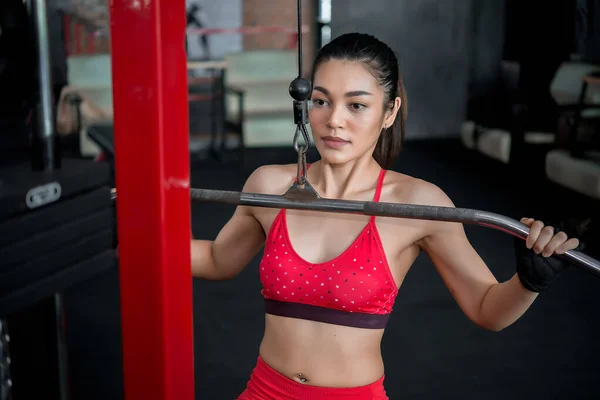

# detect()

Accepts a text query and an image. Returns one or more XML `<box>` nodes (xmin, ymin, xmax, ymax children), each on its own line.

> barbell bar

<box><xmin>109</xmin><ymin>187</ymin><xmax>600</xmax><ymax>277</ymax></box>
<box><xmin>189</xmin><ymin>188</ymin><xmax>600</xmax><ymax>278</ymax></box>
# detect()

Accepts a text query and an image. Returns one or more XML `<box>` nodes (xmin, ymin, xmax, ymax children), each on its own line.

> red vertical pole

<box><xmin>74</xmin><ymin>23</ymin><xmax>82</xmax><ymax>55</ymax></box>
<box><xmin>63</xmin><ymin>15</ymin><xmax>70</xmax><ymax>56</ymax></box>
<box><xmin>108</xmin><ymin>0</ymin><xmax>194</xmax><ymax>399</ymax></box>
<box><xmin>87</xmin><ymin>33</ymin><xmax>95</xmax><ymax>54</ymax></box>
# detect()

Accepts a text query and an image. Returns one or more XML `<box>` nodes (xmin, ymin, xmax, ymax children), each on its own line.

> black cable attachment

<box><xmin>289</xmin><ymin>0</ymin><xmax>312</xmax><ymax>145</ymax></box>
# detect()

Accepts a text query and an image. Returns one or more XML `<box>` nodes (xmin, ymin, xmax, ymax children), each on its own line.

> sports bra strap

<box><xmin>373</xmin><ymin>169</ymin><xmax>386</xmax><ymax>202</ymax></box>
<box><xmin>370</xmin><ymin>169</ymin><xmax>386</xmax><ymax>223</ymax></box>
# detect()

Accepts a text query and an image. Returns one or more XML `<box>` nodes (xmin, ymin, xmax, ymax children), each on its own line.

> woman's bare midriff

<box><xmin>258</xmin><ymin>313</ymin><xmax>386</xmax><ymax>388</ymax></box>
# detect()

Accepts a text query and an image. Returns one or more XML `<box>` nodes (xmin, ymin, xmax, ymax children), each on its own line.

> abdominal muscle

<box><xmin>258</xmin><ymin>313</ymin><xmax>386</xmax><ymax>388</ymax></box>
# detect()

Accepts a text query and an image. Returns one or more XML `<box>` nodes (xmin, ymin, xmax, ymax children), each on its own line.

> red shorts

<box><xmin>237</xmin><ymin>356</ymin><xmax>388</xmax><ymax>400</ymax></box>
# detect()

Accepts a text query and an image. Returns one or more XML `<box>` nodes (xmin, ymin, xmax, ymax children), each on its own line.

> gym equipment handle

<box><xmin>190</xmin><ymin>188</ymin><xmax>600</xmax><ymax>278</ymax></box>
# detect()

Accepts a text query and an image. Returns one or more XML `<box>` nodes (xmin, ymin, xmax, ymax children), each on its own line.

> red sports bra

<box><xmin>259</xmin><ymin>168</ymin><xmax>399</xmax><ymax>329</ymax></box>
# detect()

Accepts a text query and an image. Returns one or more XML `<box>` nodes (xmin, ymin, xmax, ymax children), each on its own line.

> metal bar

<box><xmin>33</xmin><ymin>0</ymin><xmax>55</xmax><ymax>170</ymax></box>
<box><xmin>190</xmin><ymin>188</ymin><xmax>600</xmax><ymax>278</ymax></box>
<box><xmin>109</xmin><ymin>0</ymin><xmax>195</xmax><ymax>399</ymax></box>
<box><xmin>54</xmin><ymin>293</ymin><xmax>69</xmax><ymax>400</ymax></box>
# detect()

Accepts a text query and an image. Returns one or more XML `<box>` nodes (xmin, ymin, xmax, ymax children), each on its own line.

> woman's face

<box><xmin>309</xmin><ymin>59</ymin><xmax>398</xmax><ymax>166</ymax></box>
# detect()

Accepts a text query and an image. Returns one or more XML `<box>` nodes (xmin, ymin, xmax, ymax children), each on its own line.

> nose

<box><xmin>327</xmin><ymin>105</ymin><xmax>344</xmax><ymax>129</ymax></box>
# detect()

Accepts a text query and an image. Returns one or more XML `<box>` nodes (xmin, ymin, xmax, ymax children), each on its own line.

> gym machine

<box><xmin>0</xmin><ymin>0</ymin><xmax>117</xmax><ymax>399</ymax></box>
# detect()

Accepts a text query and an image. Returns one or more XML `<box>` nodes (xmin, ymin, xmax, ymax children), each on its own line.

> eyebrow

<box><xmin>313</xmin><ymin>86</ymin><xmax>372</xmax><ymax>97</ymax></box>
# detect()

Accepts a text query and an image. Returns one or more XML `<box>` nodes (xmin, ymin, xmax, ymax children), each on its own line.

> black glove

<box><xmin>514</xmin><ymin>224</ymin><xmax>580</xmax><ymax>293</ymax></box>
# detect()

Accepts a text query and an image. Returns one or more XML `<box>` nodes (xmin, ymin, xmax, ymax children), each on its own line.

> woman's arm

<box><xmin>414</xmin><ymin>184</ymin><xmax>578</xmax><ymax>332</ymax></box>
<box><xmin>191</xmin><ymin>166</ymin><xmax>270</xmax><ymax>280</ymax></box>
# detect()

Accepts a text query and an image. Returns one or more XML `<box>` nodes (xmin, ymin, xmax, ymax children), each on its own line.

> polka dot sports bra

<box><xmin>259</xmin><ymin>168</ymin><xmax>399</xmax><ymax>329</ymax></box>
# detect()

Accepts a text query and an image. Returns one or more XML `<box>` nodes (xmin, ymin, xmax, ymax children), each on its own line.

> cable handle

<box><xmin>289</xmin><ymin>0</ymin><xmax>313</xmax><ymax>186</ymax></box>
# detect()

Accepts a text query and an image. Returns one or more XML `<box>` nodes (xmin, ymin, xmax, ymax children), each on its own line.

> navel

<box><xmin>295</xmin><ymin>373</ymin><xmax>309</xmax><ymax>384</ymax></box>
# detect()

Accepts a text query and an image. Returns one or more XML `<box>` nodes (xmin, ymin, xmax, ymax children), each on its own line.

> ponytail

<box><xmin>373</xmin><ymin>73</ymin><xmax>407</xmax><ymax>169</ymax></box>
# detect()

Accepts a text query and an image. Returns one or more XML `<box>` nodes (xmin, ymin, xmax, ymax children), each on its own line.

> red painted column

<box><xmin>74</xmin><ymin>23</ymin><xmax>82</xmax><ymax>55</ymax></box>
<box><xmin>108</xmin><ymin>1</ymin><xmax>195</xmax><ymax>399</ymax></box>
<box><xmin>63</xmin><ymin>15</ymin><xmax>70</xmax><ymax>56</ymax></box>
<box><xmin>86</xmin><ymin>32</ymin><xmax>95</xmax><ymax>54</ymax></box>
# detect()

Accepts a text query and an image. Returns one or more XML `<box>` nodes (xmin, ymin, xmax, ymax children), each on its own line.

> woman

<box><xmin>191</xmin><ymin>33</ymin><xmax>579</xmax><ymax>399</ymax></box>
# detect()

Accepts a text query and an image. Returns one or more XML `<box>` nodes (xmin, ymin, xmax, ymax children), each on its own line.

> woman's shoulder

<box><xmin>243</xmin><ymin>163</ymin><xmax>298</xmax><ymax>195</ymax></box>
<box><xmin>242</xmin><ymin>164</ymin><xmax>456</xmax><ymax>208</ymax></box>
<box><xmin>381</xmin><ymin>170</ymin><xmax>456</xmax><ymax>208</ymax></box>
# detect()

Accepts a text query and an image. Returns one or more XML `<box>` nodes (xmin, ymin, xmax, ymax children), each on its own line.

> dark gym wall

<box><xmin>330</xmin><ymin>0</ymin><xmax>505</xmax><ymax>139</ymax></box>
<box><xmin>468</xmin><ymin>0</ymin><xmax>506</xmax><ymax>99</ymax></box>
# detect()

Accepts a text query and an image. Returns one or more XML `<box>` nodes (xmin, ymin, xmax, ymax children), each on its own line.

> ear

<box><xmin>383</xmin><ymin>96</ymin><xmax>401</xmax><ymax>129</ymax></box>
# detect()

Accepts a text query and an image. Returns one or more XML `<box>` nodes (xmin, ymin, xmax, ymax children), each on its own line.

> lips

<box><xmin>321</xmin><ymin>136</ymin><xmax>350</xmax><ymax>149</ymax></box>
<box><xmin>322</xmin><ymin>136</ymin><xmax>349</xmax><ymax>143</ymax></box>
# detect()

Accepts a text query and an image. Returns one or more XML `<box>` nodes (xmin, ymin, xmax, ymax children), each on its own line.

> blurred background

<box><xmin>1</xmin><ymin>0</ymin><xmax>599</xmax><ymax>399</ymax></box>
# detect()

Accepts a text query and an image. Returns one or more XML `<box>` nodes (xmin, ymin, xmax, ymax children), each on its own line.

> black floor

<box><xmin>62</xmin><ymin>138</ymin><xmax>600</xmax><ymax>399</ymax></box>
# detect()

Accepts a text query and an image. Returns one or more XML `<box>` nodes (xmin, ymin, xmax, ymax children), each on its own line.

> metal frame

<box><xmin>109</xmin><ymin>1</ymin><xmax>195</xmax><ymax>399</ymax></box>
<box><xmin>33</xmin><ymin>0</ymin><xmax>56</xmax><ymax>170</ymax></box>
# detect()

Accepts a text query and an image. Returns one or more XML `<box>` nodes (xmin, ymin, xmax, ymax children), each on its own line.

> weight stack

<box><xmin>0</xmin><ymin>158</ymin><xmax>117</xmax><ymax>400</ymax></box>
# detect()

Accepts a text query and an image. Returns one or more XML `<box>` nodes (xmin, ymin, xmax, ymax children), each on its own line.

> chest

<box><xmin>286</xmin><ymin>210</ymin><xmax>378</xmax><ymax>264</ymax></box>
<box><xmin>257</xmin><ymin>208</ymin><xmax>419</xmax><ymax>264</ymax></box>
<box><xmin>259</xmin><ymin>209</ymin><xmax>405</xmax><ymax>308</ymax></box>
<box><xmin>256</xmin><ymin>206</ymin><xmax>422</xmax><ymax>282</ymax></box>
<box><xmin>260</xmin><ymin>235</ymin><xmax>396</xmax><ymax>314</ymax></box>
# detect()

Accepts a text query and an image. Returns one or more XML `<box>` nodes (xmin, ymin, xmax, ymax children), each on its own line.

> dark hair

<box><xmin>311</xmin><ymin>33</ymin><xmax>407</xmax><ymax>169</ymax></box>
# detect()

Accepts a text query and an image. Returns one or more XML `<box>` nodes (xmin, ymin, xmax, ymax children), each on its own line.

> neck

<box><xmin>309</xmin><ymin>156</ymin><xmax>382</xmax><ymax>199</ymax></box>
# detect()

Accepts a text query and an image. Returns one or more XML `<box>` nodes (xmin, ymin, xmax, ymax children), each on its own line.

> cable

<box><xmin>297</xmin><ymin>0</ymin><xmax>303</xmax><ymax>78</ymax></box>
<box><xmin>289</xmin><ymin>0</ymin><xmax>311</xmax><ymax>154</ymax></box>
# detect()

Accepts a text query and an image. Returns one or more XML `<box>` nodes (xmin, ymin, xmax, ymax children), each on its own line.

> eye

<box><xmin>349</xmin><ymin>103</ymin><xmax>366</xmax><ymax>111</ymax></box>
<box><xmin>313</xmin><ymin>99</ymin><xmax>329</xmax><ymax>107</ymax></box>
